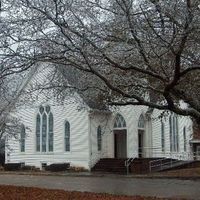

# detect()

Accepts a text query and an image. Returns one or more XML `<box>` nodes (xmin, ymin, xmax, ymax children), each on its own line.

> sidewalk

<box><xmin>0</xmin><ymin>169</ymin><xmax>200</xmax><ymax>180</ymax></box>
<box><xmin>0</xmin><ymin>173</ymin><xmax>199</xmax><ymax>199</ymax></box>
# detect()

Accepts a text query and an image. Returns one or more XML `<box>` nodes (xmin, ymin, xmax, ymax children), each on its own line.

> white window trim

<box><xmin>35</xmin><ymin>105</ymin><xmax>54</xmax><ymax>153</ymax></box>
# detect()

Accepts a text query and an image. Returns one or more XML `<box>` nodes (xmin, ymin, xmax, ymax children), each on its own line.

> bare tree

<box><xmin>1</xmin><ymin>0</ymin><xmax>200</xmax><ymax>122</ymax></box>
<box><xmin>0</xmin><ymin>61</ymin><xmax>37</xmax><ymax>148</ymax></box>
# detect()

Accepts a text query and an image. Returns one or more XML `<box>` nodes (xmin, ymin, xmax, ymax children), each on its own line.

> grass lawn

<box><xmin>0</xmin><ymin>185</ymin><xmax>186</xmax><ymax>200</ymax></box>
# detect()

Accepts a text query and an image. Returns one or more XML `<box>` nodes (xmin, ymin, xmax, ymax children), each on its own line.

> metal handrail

<box><xmin>149</xmin><ymin>151</ymin><xmax>199</xmax><ymax>172</ymax></box>
<box><xmin>125</xmin><ymin>155</ymin><xmax>137</xmax><ymax>175</ymax></box>
<box><xmin>149</xmin><ymin>158</ymin><xmax>178</xmax><ymax>172</ymax></box>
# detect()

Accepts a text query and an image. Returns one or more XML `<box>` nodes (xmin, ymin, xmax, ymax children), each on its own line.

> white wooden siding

<box><xmin>89</xmin><ymin>112</ymin><xmax>111</xmax><ymax>167</ymax></box>
<box><xmin>6</xmin><ymin>103</ymin><xmax>90</xmax><ymax>169</ymax></box>
<box><xmin>6</xmin><ymin>65</ymin><xmax>91</xmax><ymax>169</ymax></box>
<box><xmin>6</xmin><ymin>64</ymin><xmax>195</xmax><ymax>169</ymax></box>
<box><xmin>151</xmin><ymin>109</ymin><xmax>193</xmax><ymax>159</ymax></box>
<box><xmin>90</xmin><ymin>106</ymin><xmax>149</xmax><ymax>161</ymax></box>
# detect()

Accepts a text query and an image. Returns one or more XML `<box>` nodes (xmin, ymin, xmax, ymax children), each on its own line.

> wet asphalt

<box><xmin>0</xmin><ymin>174</ymin><xmax>199</xmax><ymax>199</ymax></box>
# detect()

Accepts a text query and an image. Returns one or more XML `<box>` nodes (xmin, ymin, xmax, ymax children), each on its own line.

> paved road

<box><xmin>0</xmin><ymin>174</ymin><xmax>199</xmax><ymax>199</ymax></box>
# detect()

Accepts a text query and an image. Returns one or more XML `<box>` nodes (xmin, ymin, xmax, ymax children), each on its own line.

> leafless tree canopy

<box><xmin>0</xmin><ymin>73</ymin><xmax>25</xmax><ymax>143</ymax></box>
<box><xmin>1</xmin><ymin>0</ymin><xmax>200</xmax><ymax>121</ymax></box>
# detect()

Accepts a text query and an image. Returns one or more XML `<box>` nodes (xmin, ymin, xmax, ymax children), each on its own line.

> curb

<box><xmin>0</xmin><ymin>171</ymin><xmax>200</xmax><ymax>180</ymax></box>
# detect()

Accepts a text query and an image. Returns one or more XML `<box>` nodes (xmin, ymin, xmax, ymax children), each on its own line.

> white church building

<box><xmin>5</xmin><ymin>66</ymin><xmax>199</xmax><ymax>170</ymax></box>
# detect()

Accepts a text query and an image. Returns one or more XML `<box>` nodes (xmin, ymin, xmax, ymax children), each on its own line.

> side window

<box><xmin>161</xmin><ymin>121</ymin><xmax>165</xmax><ymax>152</ymax></box>
<box><xmin>48</xmin><ymin>112</ymin><xmax>54</xmax><ymax>152</ymax></box>
<box><xmin>169</xmin><ymin>114</ymin><xmax>179</xmax><ymax>152</ymax></box>
<box><xmin>183</xmin><ymin>127</ymin><xmax>187</xmax><ymax>152</ymax></box>
<box><xmin>97</xmin><ymin>126</ymin><xmax>102</xmax><ymax>151</ymax></box>
<box><xmin>20</xmin><ymin>124</ymin><xmax>26</xmax><ymax>152</ymax></box>
<box><xmin>65</xmin><ymin>121</ymin><xmax>70</xmax><ymax>152</ymax></box>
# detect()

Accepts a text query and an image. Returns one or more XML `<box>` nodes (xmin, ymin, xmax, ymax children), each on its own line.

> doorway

<box><xmin>138</xmin><ymin>130</ymin><xmax>144</xmax><ymax>158</ymax></box>
<box><xmin>114</xmin><ymin>130</ymin><xmax>127</xmax><ymax>158</ymax></box>
<box><xmin>196</xmin><ymin>145</ymin><xmax>200</xmax><ymax>160</ymax></box>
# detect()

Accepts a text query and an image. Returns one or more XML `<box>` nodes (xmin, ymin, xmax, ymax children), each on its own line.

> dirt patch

<box><xmin>0</xmin><ymin>185</ymin><xmax>185</xmax><ymax>200</ymax></box>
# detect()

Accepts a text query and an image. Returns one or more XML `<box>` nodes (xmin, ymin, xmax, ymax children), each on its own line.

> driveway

<box><xmin>0</xmin><ymin>174</ymin><xmax>199</xmax><ymax>199</ymax></box>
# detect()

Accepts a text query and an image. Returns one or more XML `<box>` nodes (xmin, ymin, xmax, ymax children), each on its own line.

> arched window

<box><xmin>20</xmin><ymin>124</ymin><xmax>26</xmax><ymax>152</ymax></box>
<box><xmin>65</xmin><ymin>121</ymin><xmax>70</xmax><ymax>152</ymax></box>
<box><xmin>97</xmin><ymin>126</ymin><xmax>102</xmax><ymax>151</ymax></box>
<box><xmin>114</xmin><ymin>114</ymin><xmax>126</xmax><ymax>128</ymax></box>
<box><xmin>36</xmin><ymin>105</ymin><xmax>54</xmax><ymax>152</ymax></box>
<box><xmin>138</xmin><ymin>114</ymin><xmax>145</xmax><ymax>129</ymax></box>
<box><xmin>138</xmin><ymin>114</ymin><xmax>145</xmax><ymax>158</ymax></box>
<box><xmin>169</xmin><ymin>114</ymin><xmax>179</xmax><ymax>152</ymax></box>
<box><xmin>161</xmin><ymin>121</ymin><xmax>165</xmax><ymax>152</ymax></box>
<box><xmin>49</xmin><ymin>113</ymin><xmax>54</xmax><ymax>152</ymax></box>
<box><xmin>42</xmin><ymin>113</ymin><xmax>47</xmax><ymax>152</ymax></box>
<box><xmin>36</xmin><ymin>114</ymin><xmax>40</xmax><ymax>152</ymax></box>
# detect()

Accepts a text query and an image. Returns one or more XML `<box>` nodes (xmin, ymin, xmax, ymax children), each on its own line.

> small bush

<box><xmin>4</xmin><ymin>163</ymin><xmax>22</xmax><ymax>171</ymax></box>
<box><xmin>0</xmin><ymin>165</ymin><xmax>4</xmax><ymax>171</ymax></box>
<box><xmin>69</xmin><ymin>166</ymin><xmax>88</xmax><ymax>172</ymax></box>
<box><xmin>0</xmin><ymin>153</ymin><xmax>5</xmax><ymax>166</ymax></box>
<box><xmin>45</xmin><ymin>163</ymin><xmax>70</xmax><ymax>172</ymax></box>
<box><xmin>21</xmin><ymin>165</ymin><xmax>36</xmax><ymax>171</ymax></box>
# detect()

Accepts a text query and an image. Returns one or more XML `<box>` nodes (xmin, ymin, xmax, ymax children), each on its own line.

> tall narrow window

<box><xmin>48</xmin><ymin>113</ymin><xmax>54</xmax><ymax>152</ymax></box>
<box><xmin>42</xmin><ymin>113</ymin><xmax>47</xmax><ymax>152</ymax></box>
<box><xmin>36</xmin><ymin>114</ymin><xmax>40</xmax><ymax>152</ymax></box>
<box><xmin>97</xmin><ymin>126</ymin><xmax>102</xmax><ymax>151</ymax></box>
<box><xmin>169</xmin><ymin>114</ymin><xmax>179</xmax><ymax>152</ymax></box>
<box><xmin>36</xmin><ymin>105</ymin><xmax>54</xmax><ymax>152</ymax></box>
<box><xmin>138</xmin><ymin>114</ymin><xmax>145</xmax><ymax>129</ymax></box>
<box><xmin>20</xmin><ymin>124</ymin><xmax>25</xmax><ymax>152</ymax></box>
<box><xmin>161</xmin><ymin>121</ymin><xmax>165</xmax><ymax>152</ymax></box>
<box><xmin>169</xmin><ymin>115</ymin><xmax>172</xmax><ymax>152</ymax></box>
<box><xmin>65</xmin><ymin>121</ymin><xmax>70</xmax><ymax>152</ymax></box>
<box><xmin>183</xmin><ymin>127</ymin><xmax>187</xmax><ymax>152</ymax></box>
<box><xmin>175</xmin><ymin>116</ymin><xmax>179</xmax><ymax>151</ymax></box>
<box><xmin>138</xmin><ymin>114</ymin><xmax>145</xmax><ymax>158</ymax></box>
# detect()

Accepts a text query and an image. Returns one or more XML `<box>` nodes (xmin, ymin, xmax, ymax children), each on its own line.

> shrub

<box><xmin>0</xmin><ymin>153</ymin><xmax>5</xmax><ymax>166</ymax></box>
<box><xmin>21</xmin><ymin>165</ymin><xmax>36</xmax><ymax>171</ymax></box>
<box><xmin>4</xmin><ymin>163</ymin><xmax>22</xmax><ymax>171</ymax></box>
<box><xmin>0</xmin><ymin>165</ymin><xmax>4</xmax><ymax>171</ymax></box>
<box><xmin>45</xmin><ymin>163</ymin><xmax>70</xmax><ymax>172</ymax></box>
<box><xmin>69</xmin><ymin>166</ymin><xmax>88</xmax><ymax>172</ymax></box>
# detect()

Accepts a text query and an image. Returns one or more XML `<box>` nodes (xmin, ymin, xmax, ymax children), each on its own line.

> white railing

<box><xmin>125</xmin><ymin>154</ymin><xmax>137</xmax><ymax>175</ymax></box>
<box><xmin>149</xmin><ymin>151</ymin><xmax>199</xmax><ymax>172</ymax></box>
<box><xmin>149</xmin><ymin>158</ymin><xmax>177</xmax><ymax>172</ymax></box>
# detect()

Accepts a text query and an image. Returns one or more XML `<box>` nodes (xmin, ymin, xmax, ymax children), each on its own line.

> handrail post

<box><xmin>125</xmin><ymin>156</ymin><xmax>136</xmax><ymax>175</ymax></box>
<box><xmin>126</xmin><ymin>164</ymin><xmax>129</xmax><ymax>175</ymax></box>
<box><xmin>149</xmin><ymin>161</ymin><xmax>152</xmax><ymax>172</ymax></box>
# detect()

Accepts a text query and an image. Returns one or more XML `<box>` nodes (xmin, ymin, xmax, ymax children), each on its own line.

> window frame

<box><xmin>97</xmin><ymin>126</ymin><xmax>102</xmax><ymax>151</ymax></box>
<box><xmin>35</xmin><ymin>105</ymin><xmax>54</xmax><ymax>153</ymax></box>
<box><xmin>183</xmin><ymin>127</ymin><xmax>187</xmax><ymax>152</ymax></box>
<box><xmin>138</xmin><ymin>114</ymin><xmax>145</xmax><ymax>130</ymax></box>
<box><xmin>169</xmin><ymin>114</ymin><xmax>179</xmax><ymax>152</ymax></box>
<box><xmin>64</xmin><ymin>120</ymin><xmax>70</xmax><ymax>152</ymax></box>
<box><xmin>20</xmin><ymin>124</ymin><xmax>26</xmax><ymax>153</ymax></box>
<box><xmin>113</xmin><ymin>113</ymin><xmax>126</xmax><ymax>129</ymax></box>
<box><xmin>161</xmin><ymin>121</ymin><xmax>165</xmax><ymax>152</ymax></box>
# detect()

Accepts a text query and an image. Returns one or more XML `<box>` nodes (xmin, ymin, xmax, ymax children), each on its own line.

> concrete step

<box><xmin>92</xmin><ymin>158</ymin><xmax>127</xmax><ymax>174</ymax></box>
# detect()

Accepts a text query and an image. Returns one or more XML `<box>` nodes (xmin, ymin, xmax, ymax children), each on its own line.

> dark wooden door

<box><xmin>114</xmin><ymin>130</ymin><xmax>127</xmax><ymax>158</ymax></box>
<box><xmin>138</xmin><ymin>130</ymin><xmax>144</xmax><ymax>158</ymax></box>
